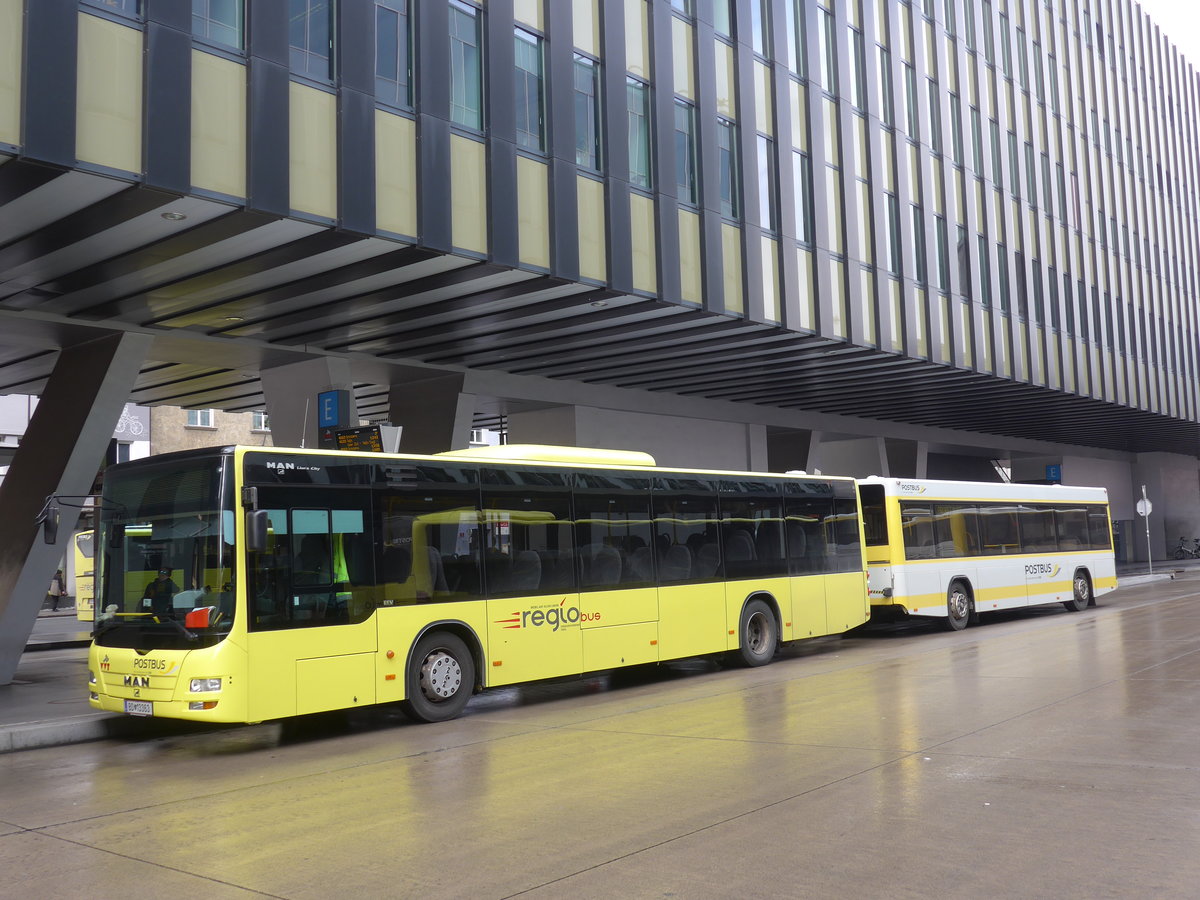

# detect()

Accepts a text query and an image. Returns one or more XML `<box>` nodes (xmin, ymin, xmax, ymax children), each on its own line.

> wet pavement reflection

<box><xmin>2</xmin><ymin>575</ymin><xmax>1200</xmax><ymax>898</ymax></box>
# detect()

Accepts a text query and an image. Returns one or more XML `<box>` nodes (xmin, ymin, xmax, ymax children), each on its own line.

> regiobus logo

<box><xmin>495</xmin><ymin>597</ymin><xmax>597</xmax><ymax>631</ymax></box>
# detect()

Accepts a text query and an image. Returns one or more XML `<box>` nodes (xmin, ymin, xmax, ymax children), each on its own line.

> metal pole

<box><xmin>1143</xmin><ymin>485</ymin><xmax>1152</xmax><ymax>576</ymax></box>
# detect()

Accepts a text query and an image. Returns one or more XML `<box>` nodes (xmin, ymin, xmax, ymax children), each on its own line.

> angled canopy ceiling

<box><xmin>0</xmin><ymin>157</ymin><xmax>1195</xmax><ymax>455</ymax></box>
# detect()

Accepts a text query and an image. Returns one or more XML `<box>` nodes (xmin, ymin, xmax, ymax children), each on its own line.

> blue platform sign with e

<box><xmin>1045</xmin><ymin>464</ymin><xmax>1062</xmax><ymax>482</ymax></box>
<box><xmin>318</xmin><ymin>390</ymin><xmax>344</xmax><ymax>428</ymax></box>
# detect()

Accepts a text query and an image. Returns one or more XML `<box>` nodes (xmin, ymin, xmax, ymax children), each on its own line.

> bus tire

<box><xmin>1063</xmin><ymin>570</ymin><xmax>1091</xmax><ymax>612</ymax></box>
<box><xmin>734</xmin><ymin>599</ymin><xmax>778</xmax><ymax>667</ymax></box>
<box><xmin>945</xmin><ymin>581</ymin><xmax>972</xmax><ymax>631</ymax></box>
<box><xmin>399</xmin><ymin>631</ymin><xmax>475</xmax><ymax>724</ymax></box>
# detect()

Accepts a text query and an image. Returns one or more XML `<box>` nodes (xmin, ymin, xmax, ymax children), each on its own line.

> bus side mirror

<box><xmin>42</xmin><ymin>507</ymin><xmax>60</xmax><ymax>545</ymax></box>
<box><xmin>246</xmin><ymin>510</ymin><xmax>269</xmax><ymax>552</ymax></box>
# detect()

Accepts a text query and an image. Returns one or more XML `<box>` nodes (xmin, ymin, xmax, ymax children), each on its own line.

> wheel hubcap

<box><xmin>419</xmin><ymin>650</ymin><xmax>462</xmax><ymax>702</ymax></box>
<box><xmin>949</xmin><ymin>590</ymin><xmax>969</xmax><ymax>620</ymax></box>
<box><xmin>1075</xmin><ymin>577</ymin><xmax>1090</xmax><ymax>602</ymax></box>
<box><xmin>747</xmin><ymin>612</ymin><xmax>769</xmax><ymax>654</ymax></box>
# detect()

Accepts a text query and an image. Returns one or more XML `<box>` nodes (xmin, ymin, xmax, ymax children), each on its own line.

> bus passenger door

<box><xmin>245</xmin><ymin>493</ymin><xmax>378</xmax><ymax>721</ymax></box>
<box><xmin>578</xmin><ymin>547</ymin><xmax>659</xmax><ymax>671</ymax></box>
<box><xmin>481</xmin><ymin>475</ymin><xmax>582</xmax><ymax>686</ymax></box>
<box><xmin>653</xmin><ymin>489</ymin><xmax>725</xmax><ymax>660</ymax></box>
<box><xmin>572</xmin><ymin>482</ymin><xmax>660</xmax><ymax>671</ymax></box>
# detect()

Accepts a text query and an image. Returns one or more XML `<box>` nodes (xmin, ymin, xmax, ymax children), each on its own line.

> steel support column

<box><xmin>0</xmin><ymin>331</ymin><xmax>150</xmax><ymax>685</ymax></box>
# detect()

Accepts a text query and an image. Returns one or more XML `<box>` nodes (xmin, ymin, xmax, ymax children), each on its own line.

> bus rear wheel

<box><xmin>1063</xmin><ymin>571</ymin><xmax>1091</xmax><ymax>612</ymax></box>
<box><xmin>399</xmin><ymin>631</ymin><xmax>475</xmax><ymax>724</ymax></box>
<box><xmin>734</xmin><ymin>599</ymin><xmax>778</xmax><ymax>667</ymax></box>
<box><xmin>945</xmin><ymin>581</ymin><xmax>972</xmax><ymax>631</ymax></box>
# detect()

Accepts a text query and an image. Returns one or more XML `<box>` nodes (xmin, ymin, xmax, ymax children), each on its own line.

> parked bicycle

<box><xmin>1172</xmin><ymin>536</ymin><xmax>1200</xmax><ymax>559</ymax></box>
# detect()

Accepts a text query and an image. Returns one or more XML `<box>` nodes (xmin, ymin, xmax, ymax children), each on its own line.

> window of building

<box><xmin>911</xmin><ymin>205</ymin><xmax>927</xmax><ymax>284</ymax></box>
<box><xmin>84</xmin><ymin>0</ymin><xmax>140</xmax><ymax>17</ymax></box>
<box><xmin>574</xmin><ymin>56</ymin><xmax>601</xmax><ymax>170</ymax></box>
<box><xmin>289</xmin><ymin>0</ymin><xmax>335</xmax><ymax>81</ymax></box>
<box><xmin>885</xmin><ymin>192</ymin><xmax>900</xmax><ymax>274</ymax></box>
<box><xmin>927</xmin><ymin>79</ymin><xmax>941</xmax><ymax>153</ymax></box>
<box><xmin>187</xmin><ymin>409</ymin><xmax>215</xmax><ymax>428</ymax></box>
<box><xmin>751</xmin><ymin>0</ymin><xmax>770</xmax><ymax>58</ymax></box>
<box><xmin>935</xmin><ymin>215</ymin><xmax>949</xmax><ymax>291</ymax></box>
<box><xmin>627</xmin><ymin>78</ymin><xmax>651</xmax><ymax>189</ymax></box>
<box><xmin>674</xmin><ymin>100</ymin><xmax>697</xmax><ymax>205</ymax></box>
<box><xmin>758</xmin><ymin>135</ymin><xmax>777</xmax><ymax>232</ymax></box>
<box><xmin>904</xmin><ymin>64</ymin><xmax>917</xmax><ymax>137</ymax></box>
<box><xmin>375</xmin><ymin>0</ymin><xmax>411</xmax><ymax>108</ymax></box>
<box><xmin>878</xmin><ymin>46</ymin><xmax>893</xmax><ymax>127</ymax></box>
<box><xmin>818</xmin><ymin>7</ymin><xmax>837</xmax><ymax>94</ymax></box>
<box><xmin>252</xmin><ymin>411</ymin><xmax>271</xmax><ymax>432</ymax></box>
<box><xmin>718</xmin><ymin>118</ymin><xmax>740</xmax><ymax>218</ymax></box>
<box><xmin>785</xmin><ymin>0</ymin><xmax>806</xmax><ymax>77</ymax></box>
<box><xmin>193</xmin><ymin>0</ymin><xmax>243</xmax><ymax>50</ymax></box>
<box><xmin>671</xmin><ymin>0</ymin><xmax>693</xmax><ymax>15</ymax></box>
<box><xmin>793</xmin><ymin>151</ymin><xmax>812</xmax><ymax>243</ymax></box>
<box><xmin>450</xmin><ymin>1</ymin><xmax>483</xmax><ymax>130</ymax></box>
<box><xmin>514</xmin><ymin>29</ymin><xmax>545</xmax><ymax>152</ymax></box>
<box><xmin>757</xmin><ymin>136</ymin><xmax>777</xmax><ymax>232</ymax></box>
<box><xmin>850</xmin><ymin>29</ymin><xmax>867</xmax><ymax>110</ymax></box>
<box><xmin>714</xmin><ymin>0</ymin><xmax>733</xmax><ymax>38</ymax></box>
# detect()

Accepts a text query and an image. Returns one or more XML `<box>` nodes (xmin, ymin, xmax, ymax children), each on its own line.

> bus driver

<box><xmin>143</xmin><ymin>568</ymin><xmax>180</xmax><ymax>617</ymax></box>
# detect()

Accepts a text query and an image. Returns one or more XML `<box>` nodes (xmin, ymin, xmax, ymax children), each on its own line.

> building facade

<box><xmin>0</xmin><ymin>0</ymin><xmax>1198</xmax><ymax>558</ymax></box>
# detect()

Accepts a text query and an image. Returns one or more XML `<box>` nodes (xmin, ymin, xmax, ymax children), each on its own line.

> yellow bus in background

<box><xmin>87</xmin><ymin>444</ymin><xmax>870</xmax><ymax>725</ymax></box>
<box><xmin>74</xmin><ymin>530</ymin><xmax>95</xmax><ymax>622</ymax></box>
<box><xmin>858</xmin><ymin>477</ymin><xmax>1117</xmax><ymax>630</ymax></box>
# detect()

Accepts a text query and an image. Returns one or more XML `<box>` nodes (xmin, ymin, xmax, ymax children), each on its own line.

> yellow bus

<box><xmin>86</xmin><ymin>444</ymin><xmax>870</xmax><ymax>724</ymax></box>
<box><xmin>858</xmin><ymin>477</ymin><xmax>1117</xmax><ymax>630</ymax></box>
<box><xmin>74</xmin><ymin>530</ymin><xmax>95</xmax><ymax>622</ymax></box>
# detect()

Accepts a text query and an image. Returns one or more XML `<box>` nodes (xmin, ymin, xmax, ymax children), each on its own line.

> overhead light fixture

<box><xmin>590</xmin><ymin>300</ymin><xmax>608</xmax><ymax>308</ymax></box>
<box><xmin>161</xmin><ymin>211</ymin><xmax>187</xmax><ymax>221</ymax></box>
<box><xmin>222</xmin><ymin>315</ymin><xmax>244</xmax><ymax>322</ymax></box>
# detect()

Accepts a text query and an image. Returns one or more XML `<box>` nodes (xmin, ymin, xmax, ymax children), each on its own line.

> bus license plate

<box><xmin>124</xmin><ymin>699</ymin><xmax>152</xmax><ymax>717</ymax></box>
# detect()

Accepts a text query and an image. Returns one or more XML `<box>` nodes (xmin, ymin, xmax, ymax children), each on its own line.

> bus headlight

<box><xmin>89</xmin><ymin>670</ymin><xmax>96</xmax><ymax>685</ymax></box>
<box><xmin>189</xmin><ymin>678</ymin><xmax>222</xmax><ymax>693</ymax></box>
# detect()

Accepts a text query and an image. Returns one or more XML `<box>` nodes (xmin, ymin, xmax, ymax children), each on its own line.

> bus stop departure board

<box><xmin>334</xmin><ymin>425</ymin><xmax>384</xmax><ymax>453</ymax></box>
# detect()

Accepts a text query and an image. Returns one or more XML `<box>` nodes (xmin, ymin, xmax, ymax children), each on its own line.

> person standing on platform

<box><xmin>47</xmin><ymin>568</ymin><xmax>65</xmax><ymax>612</ymax></box>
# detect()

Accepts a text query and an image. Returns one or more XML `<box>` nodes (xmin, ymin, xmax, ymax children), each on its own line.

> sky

<box><xmin>1134</xmin><ymin>0</ymin><xmax>1200</xmax><ymax>72</ymax></box>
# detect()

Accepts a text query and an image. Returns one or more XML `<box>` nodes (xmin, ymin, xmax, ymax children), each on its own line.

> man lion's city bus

<box><xmin>857</xmin><ymin>477</ymin><xmax>1117</xmax><ymax>629</ymax></box>
<box><xmin>87</xmin><ymin>445</ymin><xmax>869</xmax><ymax>724</ymax></box>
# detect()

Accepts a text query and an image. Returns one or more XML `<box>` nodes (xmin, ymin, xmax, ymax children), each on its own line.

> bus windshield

<box><xmin>94</xmin><ymin>454</ymin><xmax>236</xmax><ymax>651</ymax></box>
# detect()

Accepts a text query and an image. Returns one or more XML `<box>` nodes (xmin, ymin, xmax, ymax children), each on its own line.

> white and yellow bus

<box><xmin>74</xmin><ymin>530</ymin><xmax>95</xmax><ymax>622</ymax></box>
<box><xmin>87</xmin><ymin>444</ymin><xmax>869</xmax><ymax>724</ymax></box>
<box><xmin>857</xmin><ymin>477</ymin><xmax>1117</xmax><ymax>629</ymax></box>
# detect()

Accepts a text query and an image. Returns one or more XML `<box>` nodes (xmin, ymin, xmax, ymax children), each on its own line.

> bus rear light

<box><xmin>188</xmin><ymin>701</ymin><xmax>219</xmax><ymax>711</ymax></box>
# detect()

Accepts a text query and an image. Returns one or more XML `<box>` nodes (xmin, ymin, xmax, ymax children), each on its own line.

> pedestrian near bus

<box><xmin>47</xmin><ymin>568</ymin><xmax>65</xmax><ymax>612</ymax></box>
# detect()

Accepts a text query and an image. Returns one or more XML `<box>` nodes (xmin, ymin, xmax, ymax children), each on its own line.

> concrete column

<box><xmin>389</xmin><ymin>373</ymin><xmax>476</xmax><ymax>454</ymax></box>
<box><xmin>883</xmin><ymin>438</ymin><xmax>927</xmax><ymax>478</ymax></box>
<box><xmin>261</xmin><ymin>357</ymin><xmax>358</xmax><ymax>449</ymax></box>
<box><xmin>508</xmin><ymin>405</ymin><xmax>766</xmax><ymax>471</ymax></box>
<box><xmin>507</xmin><ymin>406</ymin><xmax>579</xmax><ymax>446</ymax></box>
<box><xmin>766</xmin><ymin>429</ymin><xmax>819</xmax><ymax>473</ymax></box>
<box><xmin>0</xmin><ymin>332</ymin><xmax>150</xmax><ymax>685</ymax></box>
<box><xmin>809</xmin><ymin>437</ymin><xmax>888</xmax><ymax>477</ymax></box>
<box><xmin>1131</xmin><ymin>452</ymin><xmax>1200</xmax><ymax>562</ymax></box>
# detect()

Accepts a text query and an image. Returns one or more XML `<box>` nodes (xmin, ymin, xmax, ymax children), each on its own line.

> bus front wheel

<box><xmin>734</xmin><ymin>599</ymin><xmax>778</xmax><ymax>667</ymax></box>
<box><xmin>400</xmin><ymin>631</ymin><xmax>476</xmax><ymax>724</ymax></box>
<box><xmin>1063</xmin><ymin>571</ymin><xmax>1091</xmax><ymax>612</ymax></box>
<box><xmin>945</xmin><ymin>581</ymin><xmax>973</xmax><ymax>631</ymax></box>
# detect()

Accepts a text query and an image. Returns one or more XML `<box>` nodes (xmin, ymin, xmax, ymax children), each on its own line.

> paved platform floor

<box><xmin>1</xmin><ymin>572</ymin><xmax>1199</xmax><ymax>897</ymax></box>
